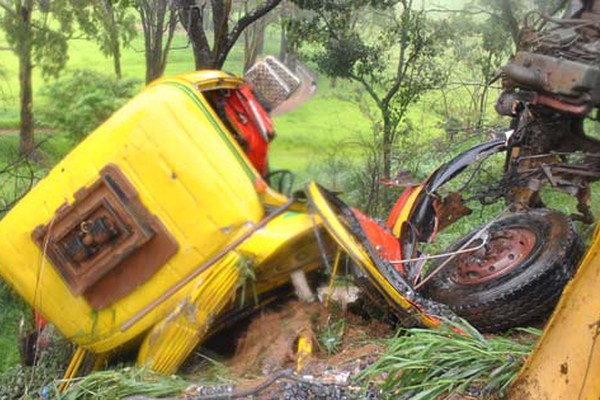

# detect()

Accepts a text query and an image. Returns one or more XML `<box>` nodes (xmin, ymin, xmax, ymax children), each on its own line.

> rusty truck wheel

<box><xmin>421</xmin><ymin>208</ymin><xmax>583</xmax><ymax>332</ymax></box>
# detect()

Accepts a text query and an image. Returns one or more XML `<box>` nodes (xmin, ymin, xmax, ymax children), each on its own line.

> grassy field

<box><xmin>0</xmin><ymin>28</ymin><xmax>381</xmax><ymax>181</ymax></box>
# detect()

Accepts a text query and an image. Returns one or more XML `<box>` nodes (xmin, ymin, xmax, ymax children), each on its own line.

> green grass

<box><xmin>271</xmin><ymin>78</ymin><xmax>373</xmax><ymax>186</ymax></box>
<box><xmin>357</xmin><ymin>319</ymin><xmax>540</xmax><ymax>400</ymax></box>
<box><xmin>0</xmin><ymin>284</ymin><xmax>29</xmax><ymax>373</ymax></box>
<box><xmin>55</xmin><ymin>367</ymin><xmax>189</xmax><ymax>400</ymax></box>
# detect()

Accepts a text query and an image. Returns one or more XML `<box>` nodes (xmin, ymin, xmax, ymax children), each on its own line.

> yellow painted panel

<box><xmin>0</xmin><ymin>72</ymin><xmax>264</xmax><ymax>352</ymax></box>
<box><xmin>306</xmin><ymin>183</ymin><xmax>439</xmax><ymax>328</ymax></box>
<box><xmin>511</xmin><ymin>227</ymin><xmax>600</xmax><ymax>399</ymax></box>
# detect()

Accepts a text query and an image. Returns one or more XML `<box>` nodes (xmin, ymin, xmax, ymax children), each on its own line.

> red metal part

<box><xmin>34</xmin><ymin>310</ymin><xmax>47</xmax><ymax>331</ymax></box>
<box><xmin>452</xmin><ymin>227</ymin><xmax>537</xmax><ymax>285</ymax></box>
<box><xmin>352</xmin><ymin>208</ymin><xmax>404</xmax><ymax>273</ymax></box>
<box><xmin>219</xmin><ymin>84</ymin><xmax>275</xmax><ymax>176</ymax></box>
<box><xmin>535</xmin><ymin>94</ymin><xmax>590</xmax><ymax>115</ymax></box>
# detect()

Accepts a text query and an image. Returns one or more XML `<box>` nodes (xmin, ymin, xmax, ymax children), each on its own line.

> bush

<box><xmin>38</xmin><ymin>70</ymin><xmax>141</xmax><ymax>141</ymax></box>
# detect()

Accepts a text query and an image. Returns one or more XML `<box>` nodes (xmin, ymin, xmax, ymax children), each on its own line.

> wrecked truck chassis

<box><xmin>1</xmin><ymin>69</ymin><xmax>590</xmax><ymax>382</ymax></box>
<box><xmin>307</xmin><ymin>136</ymin><xmax>584</xmax><ymax>333</ymax></box>
<box><xmin>0</xmin><ymin>48</ymin><xmax>597</xmax><ymax>395</ymax></box>
<box><xmin>307</xmin><ymin>139</ymin><xmax>507</xmax><ymax>329</ymax></box>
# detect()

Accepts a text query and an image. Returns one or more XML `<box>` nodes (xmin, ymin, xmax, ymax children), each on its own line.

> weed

<box><xmin>356</xmin><ymin>319</ymin><xmax>540</xmax><ymax>400</ymax></box>
<box><xmin>235</xmin><ymin>252</ymin><xmax>259</xmax><ymax>308</ymax></box>
<box><xmin>55</xmin><ymin>367</ymin><xmax>188</xmax><ymax>400</ymax></box>
<box><xmin>317</xmin><ymin>317</ymin><xmax>346</xmax><ymax>355</ymax></box>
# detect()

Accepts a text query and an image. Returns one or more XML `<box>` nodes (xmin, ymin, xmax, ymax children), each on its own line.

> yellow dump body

<box><xmin>0</xmin><ymin>71</ymin><xmax>288</xmax><ymax>354</ymax></box>
<box><xmin>511</xmin><ymin>223</ymin><xmax>600</xmax><ymax>399</ymax></box>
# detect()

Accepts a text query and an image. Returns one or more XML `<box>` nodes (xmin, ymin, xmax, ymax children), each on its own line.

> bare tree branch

<box><xmin>426</xmin><ymin>8</ymin><xmax>493</xmax><ymax>16</ymax></box>
<box><xmin>216</xmin><ymin>0</ymin><xmax>282</xmax><ymax>67</ymax></box>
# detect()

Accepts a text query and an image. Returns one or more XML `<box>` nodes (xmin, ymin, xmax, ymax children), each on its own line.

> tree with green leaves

<box><xmin>434</xmin><ymin>11</ymin><xmax>513</xmax><ymax>130</ymax></box>
<box><xmin>0</xmin><ymin>0</ymin><xmax>75</xmax><ymax>156</ymax></box>
<box><xmin>440</xmin><ymin>0</ymin><xmax>567</xmax><ymax>128</ymax></box>
<box><xmin>290</xmin><ymin>0</ymin><xmax>452</xmax><ymax>201</ymax></box>
<box><xmin>474</xmin><ymin>0</ymin><xmax>566</xmax><ymax>49</ymax></box>
<box><xmin>177</xmin><ymin>0</ymin><xmax>283</xmax><ymax>69</ymax></box>
<box><xmin>74</xmin><ymin>0</ymin><xmax>137</xmax><ymax>79</ymax></box>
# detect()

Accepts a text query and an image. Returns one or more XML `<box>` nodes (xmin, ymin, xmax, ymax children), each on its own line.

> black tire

<box><xmin>421</xmin><ymin>208</ymin><xmax>583</xmax><ymax>332</ymax></box>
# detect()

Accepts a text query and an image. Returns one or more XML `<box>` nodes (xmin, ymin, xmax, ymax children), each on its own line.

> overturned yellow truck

<box><xmin>0</xmin><ymin>71</ymin><xmax>339</xmax><ymax>376</ymax></box>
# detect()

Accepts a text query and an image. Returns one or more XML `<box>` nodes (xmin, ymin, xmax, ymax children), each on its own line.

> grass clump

<box><xmin>57</xmin><ymin>367</ymin><xmax>189</xmax><ymax>400</ymax></box>
<box><xmin>357</xmin><ymin>320</ymin><xmax>539</xmax><ymax>400</ymax></box>
<box><xmin>317</xmin><ymin>317</ymin><xmax>346</xmax><ymax>356</ymax></box>
<box><xmin>0</xmin><ymin>329</ymin><xmax>73</xmax><ymax>399</ymax></box>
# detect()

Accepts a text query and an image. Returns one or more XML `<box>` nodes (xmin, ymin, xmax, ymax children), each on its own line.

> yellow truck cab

<box><xmin>0</xmin><ymin>70</ymin><xmax>331</xmax><ymax>375</ymax></box>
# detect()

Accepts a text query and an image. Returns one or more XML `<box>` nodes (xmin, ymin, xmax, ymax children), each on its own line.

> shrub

<box><xmin>38</xmin><ymin>70</ymin><xmax>141</xmax><ymax>141</ymax></box>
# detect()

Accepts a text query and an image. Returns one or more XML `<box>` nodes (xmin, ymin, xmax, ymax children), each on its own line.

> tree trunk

<box><xmin>113</xmin><ymin>41</ymin><xmax>122</xmax><ymax>79</ymax></box>
<box><xmin>243</xmin><ymin>16</ymin><xmax>266</xmax><ymax>71</ymax></box>
<box><xmin>500</xmin><ymin>0</ymin><xmax>521</xmax><ymax>48</ymax></box>
<box><xmin>279</xmin><ymin>23</ymin><xmax>287</xmax><ymax>62</ymax></box>
<box><xmin>476</xmin><ymin>51</ymin><xmax>494</xmax><ymax>129</ymax></box>
<box><xmin>178</xmin><ymin>0</ymin><xmax>282</xmax><ymax>70</ymax></box>
<box><xmin>178</xmin><ymin>0</ymin><xmax>215</xmax><ymax>69</ymax></box>
<box><xmin>105</xmin><ymin>1</ymin><xmax>122</xmax><ymax>79</ymax></box>
<box><xmin>381</xmin><ymin>116</ymin><xmax>393</xmax><ymax>181</ymax></box>
<box><xmin>145</xmin><ymin>46</ymin><xmax>163</xmax><ymax>83</ymax></box>
<box><xmin>18</xmin><ymin>2</ymin><xmax>34</xmax><ymax>156</ymax></box>
<box><xmin>139</xmin><ymin>0</ymin><xmax>176</xmax><ymax>83</ymax></box>
<box><xmin>212</xmin><ymin>0</ymin><xmax>231</xmax><ymax>62</ymax></box>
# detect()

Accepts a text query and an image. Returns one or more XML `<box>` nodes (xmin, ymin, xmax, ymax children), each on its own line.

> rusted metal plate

<box><xmin>435</xmin><ymin>192</ymin><xmax>472</xmax><ymax>232</ymax></box>
<box><xmin>502</xmin><ymin>51</ymin><xmax>600</xmax><ymax>104</ymax></box>
<box><xmin>32</xmin><ymin>164</ymin><xmax>178</xmax><ymax>309</ymax></box>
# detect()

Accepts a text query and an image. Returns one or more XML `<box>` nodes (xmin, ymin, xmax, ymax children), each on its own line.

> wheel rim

<box><xmin>452</xmin><ymin>227</ymin><xmax>537</xmax><ymax>285</ymax></box>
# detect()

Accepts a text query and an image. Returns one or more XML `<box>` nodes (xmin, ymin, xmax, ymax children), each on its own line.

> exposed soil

<box><xmin>184</xmin><ymin>298</ymin><xmax>392</xmax><ymax>399</ymax></box>
<box><xmin>227</xmin><ymin>301</ymin><xmax>315</xmax><ymax>377</ymax></box>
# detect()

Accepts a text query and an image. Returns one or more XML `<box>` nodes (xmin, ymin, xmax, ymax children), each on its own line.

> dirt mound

<box><xmin>185</xmin><ymin>298</ymin><xmax>390</xmax><ymax>399</ymax></box>
<box><xmin>227</xmin><ymin>301</ymin><xmax>318</xmax><ymax>377</ymax></box>
<box><xmin>225</xmin><ymin>299</ymin><xmax>392</xmax><ymax>377</ymax></box>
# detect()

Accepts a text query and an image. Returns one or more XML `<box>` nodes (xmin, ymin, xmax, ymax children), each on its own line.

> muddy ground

<box><xmin>180</xmin><ymin>298</ymin><xmax>392</xmax><ymax>400</ymax></box>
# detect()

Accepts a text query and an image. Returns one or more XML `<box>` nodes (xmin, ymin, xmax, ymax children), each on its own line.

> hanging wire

<box><xmin>413</xmin><ymin>207</ymin><xmax>510</xmax><ymax>290</ymax></box>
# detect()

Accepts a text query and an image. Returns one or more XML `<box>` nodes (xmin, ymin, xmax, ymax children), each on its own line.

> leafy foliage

<box><xmin>73</xmin><ymin>0</ymin><xmax>137</xmax><ymax>78</ymax></box>
<box><xmin>38</xmin><ymin>69</ymin><xmax>140</xmax><ymax>140</ymax></box>
<box><xmin>0</xmin><ymin>0</ymin><xmax>79</xmax><ymax>154</ymax></box>
<box><xmin>0</xmin><ymin>0</ymin><xmax>75</xmax><ymax>79</ymax></box>
<box><xmin>289</xmin><ymin>0</ymin><xmax>454</xmax><ymax>213</ymax></box>
<box><xmin>357</xmin><ymin>319</ymin><xmax>540</xmax><ymax>399</ymax></box>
